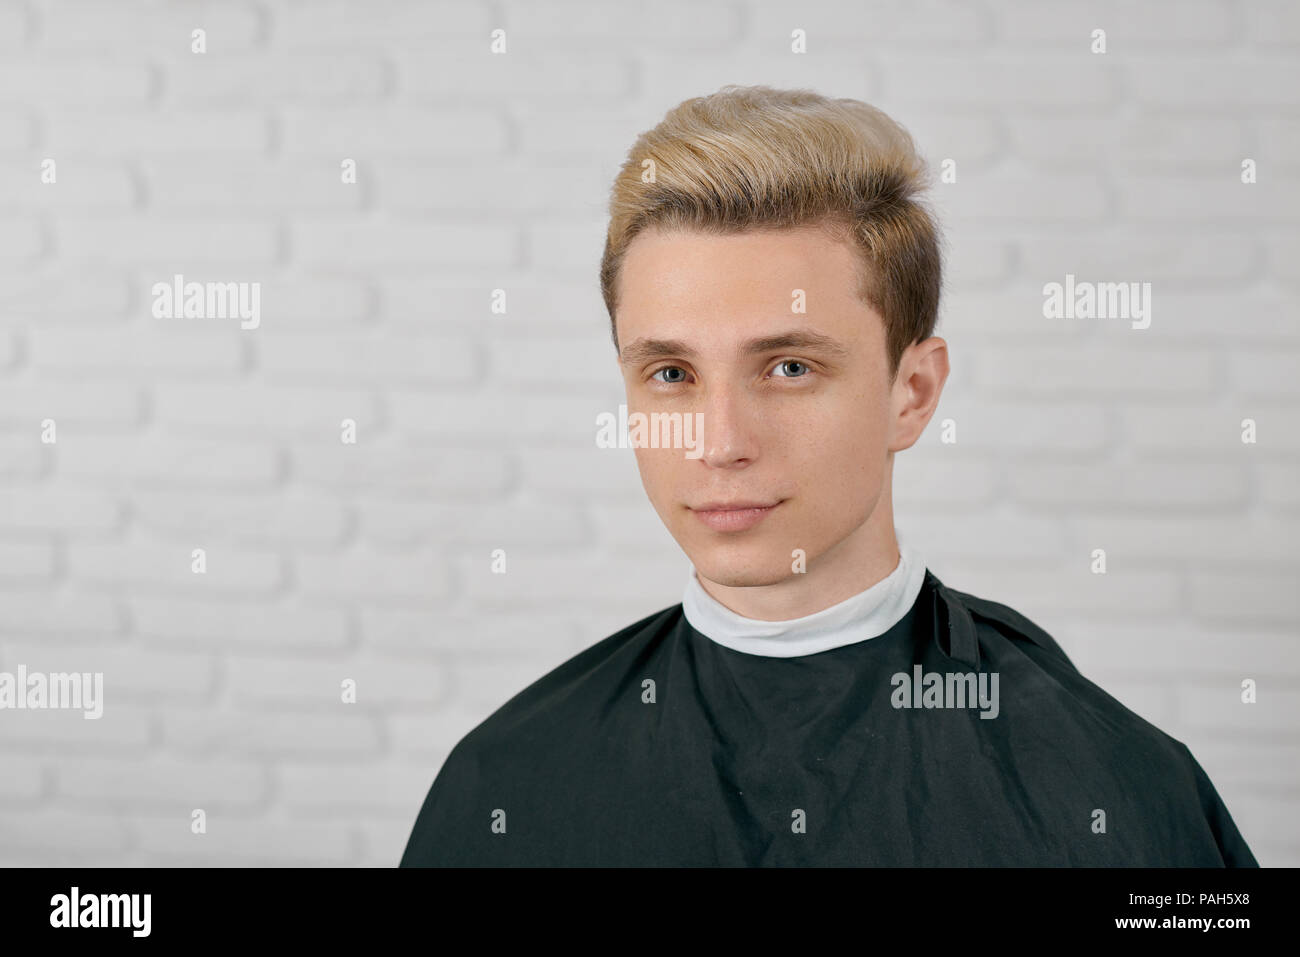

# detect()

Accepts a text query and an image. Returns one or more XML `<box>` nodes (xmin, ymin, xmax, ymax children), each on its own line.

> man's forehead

<box><xmin>619</xmin><ymin>230</ymin><xmax>867</xmax><ymax>323</ymax></box>
<box><xmin>622</xmin><ymin>225</ymin><xmax>858</xmax><ymax>284</ymax></box>
<box><xmin>614</xmin><ymin>227</ymin><xmax>879</xmax><ymax>357</ymax></box>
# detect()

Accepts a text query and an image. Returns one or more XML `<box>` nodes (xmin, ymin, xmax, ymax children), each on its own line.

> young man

<box><xmin>401</xmin><ymin>85</ymin><xmax>1257</xmax><ymax>867</ymax></box>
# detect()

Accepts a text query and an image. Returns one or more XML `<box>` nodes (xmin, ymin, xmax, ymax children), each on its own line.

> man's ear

<box><xmin>890</xmin><ymin>337</ymin><xmax>948</xmax><ymax>452</ymax></box>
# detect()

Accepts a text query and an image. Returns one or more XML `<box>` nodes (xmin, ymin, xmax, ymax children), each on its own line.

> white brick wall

<box><xmin>0</xmin><ymin>0</ymin><xmax>1296</xmax><ymax>867</ymax></box>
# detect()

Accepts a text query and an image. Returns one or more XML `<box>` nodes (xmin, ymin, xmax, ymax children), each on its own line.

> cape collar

<box><xmin>681</xmin><ymin>540</ymin><xmax>929</xmax><ymax>658</ymax></box>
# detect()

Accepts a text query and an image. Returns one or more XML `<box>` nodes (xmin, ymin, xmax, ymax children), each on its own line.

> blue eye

<box><xmin>772</xmin><ymin>360</ymin><xmax>808</xmax><ymax>378</ymax></box>
<box><xmin>651</xmin><ymin>367</ymin><xmax>688</xmax><ymax>383</ymax></box>
<box><xmin>649</xmin><ymin>362</ymin><xmax>810</xmax><ymax>384</ymax></box>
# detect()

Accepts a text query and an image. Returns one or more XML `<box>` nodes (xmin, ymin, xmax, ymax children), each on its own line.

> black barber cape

<box><xmin>400</xmin><ymin>569</ymin><xmax>1257</xmax><ymax>866</ymax></box>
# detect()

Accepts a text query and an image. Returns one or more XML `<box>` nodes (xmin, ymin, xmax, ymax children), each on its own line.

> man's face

<box><xmin>615</xmin><ymin>224</ymin><xmax>906</xmax><ymax>589</ymax></box>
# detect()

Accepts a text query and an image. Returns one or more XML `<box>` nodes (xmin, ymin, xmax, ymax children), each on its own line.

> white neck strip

<box><xmin>682</xmin><ymin>541</ymin><xmax>927</xmax><ymax>658</ymax></box>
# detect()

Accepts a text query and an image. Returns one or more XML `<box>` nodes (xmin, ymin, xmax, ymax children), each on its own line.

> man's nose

<box><xmin>694</xmin><ymin>383</ymin><xmax>758</xmax><ymax>469</ymax></box>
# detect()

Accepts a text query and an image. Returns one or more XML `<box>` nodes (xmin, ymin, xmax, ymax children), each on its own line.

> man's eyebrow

<box><xmin>619</xmin><ymin>330</ymin><xmax>850</xmax><ymax>365</ymax></box>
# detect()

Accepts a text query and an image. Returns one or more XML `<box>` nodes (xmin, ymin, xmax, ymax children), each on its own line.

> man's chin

<box><xmin>687</xmin><ymin>551</ymin><xmax>799</xmax><ymax>589</ymax></box>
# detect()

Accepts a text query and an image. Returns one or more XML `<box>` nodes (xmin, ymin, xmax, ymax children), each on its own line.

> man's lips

<box><xmin>688</xmin><ymin>500</ymin><xmax>783</xmax><ymax>532</ymax></box>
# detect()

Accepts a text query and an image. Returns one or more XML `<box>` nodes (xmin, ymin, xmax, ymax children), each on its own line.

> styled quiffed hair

<box><xmin>599</xmin><ymin>85</ymin><xmax>943</xmax><ymax>381</ymax></box>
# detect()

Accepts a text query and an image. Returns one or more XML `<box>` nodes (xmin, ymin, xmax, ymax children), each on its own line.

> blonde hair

<box><xmin>599</xmin><ymin>85</ymin><xmax>943</xmax><ymax>380</ymax></box>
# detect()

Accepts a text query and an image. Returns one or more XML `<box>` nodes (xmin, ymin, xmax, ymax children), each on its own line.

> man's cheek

<box><xmin>634</xmin><ymin>449</ymin><xmax>681</xmax><ymax>498</ymax></box>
